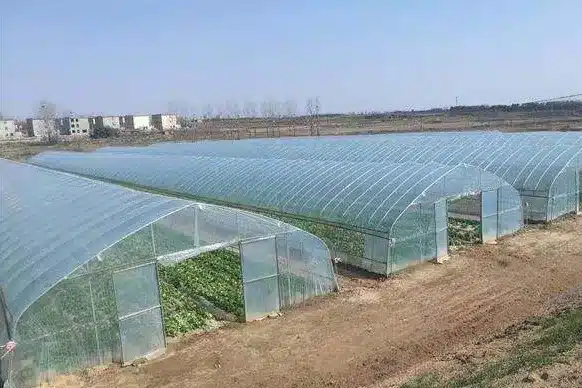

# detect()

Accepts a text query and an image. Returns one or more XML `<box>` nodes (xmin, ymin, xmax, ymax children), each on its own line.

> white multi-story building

<box><xmin>0</xmin><ymin>119</ymin><xmax>22</xmax><ymax>140</ymax></box>
<box><xmin>152</xmin><ymin>114</ymin><xmax>180</xmax><ymax>132</ymax></box>
<box><xmin>89</xmin><ymin>116</ymin><xmax>124</xmax><ymax>130</ymax></box>
<box><xmin>27</xmin><ymin>118</ymin><xmax>57</xmax><ymax>139</ymax></box>
<box><xmin>57</xmin><ymin>117</ymin><xmax>91</xmax><ymax>137</ymax></box>
<box><xmin>125</xmin><ymin>114</ymin><xmax>152</xmax><ymax>131</ymax></box>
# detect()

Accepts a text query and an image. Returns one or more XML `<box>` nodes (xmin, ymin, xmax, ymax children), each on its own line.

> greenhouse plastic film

<box><xmin>117</xmin><ymin>307</ymin><xmax>164</xmax><ymax>363</ymax></box>
<box><xmin>97</xmin><ymin>132</ymin><xmax>582</xmax><ymax>222</ymax></box>
<box><xmin>30</xmin><ymin>151</ymin><xmax>524</xmax><ymax>276</ymax></box>
<box><xmin>1</xmin><ymin>159</ymin><xmax>337</xmax><ymax>387</ymax></box>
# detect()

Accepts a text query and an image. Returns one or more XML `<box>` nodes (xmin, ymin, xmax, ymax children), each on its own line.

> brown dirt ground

<box><xmin>371</xmin><ymin>285</ymin><xmax>582</xmax><ymax>388</ymax></box>
<box><xmin>45</xmin><ymin>216</ymin><xmax>582</xmax><ymax>388</ymax></box>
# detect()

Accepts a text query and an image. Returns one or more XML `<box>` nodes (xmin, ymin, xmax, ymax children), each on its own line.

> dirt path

<box><xmin>50</xmin><ymin>216</ymin><xmax>582</xmax><ymax>388</ymax></box>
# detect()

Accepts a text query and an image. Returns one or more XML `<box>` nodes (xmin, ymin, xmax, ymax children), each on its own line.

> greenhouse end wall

<box><xmin>389</xmin><ymin>186</ymin><xmax>523</xmax><ymax>274</ymax></box>
<box><xmin>547</xmin><ymin>168</ymin><xmax>580</xmax><ymax>221</ymax></box>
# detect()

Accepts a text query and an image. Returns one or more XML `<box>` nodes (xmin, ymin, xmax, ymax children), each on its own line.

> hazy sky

<box><xmin>1</xmin><ymin>0</ymin><xmax>581</xmax><ymax>118</ymax></box>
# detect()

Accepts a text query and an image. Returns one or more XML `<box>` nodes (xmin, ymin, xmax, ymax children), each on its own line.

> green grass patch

<box><xmin>401</xmin><ymin>309</ymin><xmax>582</xmax><ymax>388</ymax></box>
<box><xmin>401</xmin><ymin>373</ymin><xmax>442</xmax><ymax>388</ymax></box>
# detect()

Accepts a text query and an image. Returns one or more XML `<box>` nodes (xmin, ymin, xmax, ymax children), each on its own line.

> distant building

<box><xmin>27</xmin><ymin>118</ymin><xmax>57</xmax><ymax>138</ymax></box>
<box><xmin>0</xmin><ymin>119</ymin><xmax>22</xmax><ymax>140</ymax></box>
<box><xmin>123</xmin><ymin>114</ymin><xmax>152</xmax><ymax>132</ymax></box>
<box><xmin>90</xmin><ymin>116</ymin><xmax>123</xmax><ymax>130</ymax></box>
<box><xmin>56</xmin><ymin>117</ymin><xmax>91</xmax><ymax>136</ymax></box>
<box><xmin>151</xmin><ymin>114</ymin><xmax>180</xmax><ymax>132</ymax></box>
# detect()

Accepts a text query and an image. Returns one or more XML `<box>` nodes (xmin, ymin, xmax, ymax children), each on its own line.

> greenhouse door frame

<box><xmin>112</xmin><ymin>261</ymin><xmax>166</xmax><ymax>366</ymax></box>
<box><xmin>435</xmin><ymin>199</ymin><xmax>448</xmax><ymax>260</ymax></box>
<box><xmin>0</xmin><ymin>287</ymin><xmax>12</xmax><ymax>385</ymax></box>
<box><xmin>239</xmin><ymin>235</ymin><xmax>281</xmax><ymax>321</ymax></box>
<box><xmin>481</xmin><ymin>189</ymin><xmax>499</xmax><ymax>243</ymax></box>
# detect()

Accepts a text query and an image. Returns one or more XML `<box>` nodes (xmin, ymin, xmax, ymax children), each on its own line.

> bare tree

<box><xmin>305</xmin><ymin>97</ymin><xmax>321</xmax><ymax>136</ymax></box>
<box><xmin>260</xmin><ymin>99</ymin><xmax>279</xmax><ymax>137</ymax></box>
<box><xmin>271</xmin><ymin>100</ymin><xmax>283</xmax><ymax>137</ymax></box>
<box><xmin>243</xmin><ymin>101</ymin><xmax>257</xmax><ymax>118</ymax></box>
<box><xmin>284</xmin><ymin>99</ymin><xmax>298</xmax><ymax>136</ymax></box>
<box><xmin>260</xmin><ymin>100</ymin><xmax>270</xmax><ymax>137</ymax></box>
<box><xmin>38</xmin><ymin>100</ymin><xmax>59</xmax><ymax>143</ymax></box>
<box><xmin>242</xmin><ymin>101</ymin><xmax>257</xmax><ymax>137</ymax></box>
<box><xmin>314</xmin><ymin>97</ymin><xmax>321</xmax><ymax>136</ymax></box>
<box><xmin>305</xmin><ymin>98</ymin><xmax>315</xmax><ymax>135</ymax></box>
<box><xmin>201</xmin><ymin>104</ymin><xmax>214</xmax><ymax>119</ymax></box>
<box><xmin>225</xmin><ymin>100</ymin><xmax>240</xmax><ymax>119</ymax></box>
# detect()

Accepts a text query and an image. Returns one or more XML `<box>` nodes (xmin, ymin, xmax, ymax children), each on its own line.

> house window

<box><xmin>82</xmin><ymin>129</ymin><xmax>87</xmax><ymax>133</ymax></box>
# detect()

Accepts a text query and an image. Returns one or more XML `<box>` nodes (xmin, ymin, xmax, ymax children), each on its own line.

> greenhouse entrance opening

<box><xmin>445</xmin><ymin>191</ymin><xmax>492</xmax><ymax>252</ymax></box>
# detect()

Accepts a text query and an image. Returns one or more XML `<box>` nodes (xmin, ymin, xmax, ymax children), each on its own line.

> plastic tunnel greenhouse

<box><xmin>98</xmin><ymin>131</ymin><xmax>581</xmax><ymax>222</ymax></box>
<box><xmin>0</xmin><ymin>159</ymin><xmax>336</xmax><ymax>387</ymax></box>
<box><xmin>30</xmin><ymin>152</ymin><xmax>523</xmax><ymax>277</ymax></box>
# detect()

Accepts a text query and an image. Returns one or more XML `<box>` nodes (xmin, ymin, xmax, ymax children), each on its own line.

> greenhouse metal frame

<box><xmin>30</xmin><ymin>152</ymin><xmax>523</xmax><ymax>276</ymax></box>
<box><xmin>0</xmin><ymin>159</ymin><xmax>336</xmax><ymax>387</ymax></box>
<box><xmin>104</xmin><ymin>131</ymin><xmax>581</xmax><ymax>222</ymax></box>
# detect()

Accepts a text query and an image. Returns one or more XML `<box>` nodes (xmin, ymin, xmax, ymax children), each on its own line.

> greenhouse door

<box><xmin>240</xmin><ymin>236</ymin><xmax>280</xmax><ymax>321</ymax></box>
<box><xmin>435</xmin><ymin>199</ymin><xmax>448</xmax><ymax>258</ymax></box>
<box><xmin>481</xmin><ymin>190</ymin><xmax>499</xmax><ymax>242</ymax></box>
<box><xmin>112</xmin><ymin>262</ymin><xmax>165</xmax><ymax>365</ymax></box>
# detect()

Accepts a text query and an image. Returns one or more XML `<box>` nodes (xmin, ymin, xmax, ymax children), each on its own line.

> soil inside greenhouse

<box><xmin>47</xmin><ymin>216</ymin><xmax>582</xmax><ymax>388</ymax></box>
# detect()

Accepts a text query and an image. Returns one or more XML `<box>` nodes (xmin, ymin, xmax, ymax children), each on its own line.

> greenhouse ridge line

<box><xmin>28</xmin><ymin>162</ymin><xmax>394</xmax><ymax>238</ymax></box>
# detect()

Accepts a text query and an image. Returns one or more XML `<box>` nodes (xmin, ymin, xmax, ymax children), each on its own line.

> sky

<box><xmin>1</xmin><ymin>0</ymin><xmax>581</xmax><ymax>118</ymax></box>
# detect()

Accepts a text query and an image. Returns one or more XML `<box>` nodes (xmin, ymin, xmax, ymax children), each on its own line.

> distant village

<box><xmin>0</xmin><ymin>113</ymin><xmax>180</xmax><ymax>141</ymax></box>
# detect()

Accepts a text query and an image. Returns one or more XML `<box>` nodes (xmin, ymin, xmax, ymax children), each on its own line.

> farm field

<box><xmin>44</xmin><ymin>215</ymin><xmax>582</xmax><ymax>388</ymax></box>
<box><xmin>1</xmin><ymin>112</ymin><xmax>581</xmax><ymax>162</ymax></box>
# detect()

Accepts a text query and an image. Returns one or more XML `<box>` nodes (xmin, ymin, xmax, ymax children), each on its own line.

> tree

<box><xmin>284</xmin><ymin>99</ymin><xmax>298</xmax><ymax>136</ymax></box>
<box><xmin>37</xmin><ymin>100</ymin><xmax>59</xmax><ymax>143</ymax></box>
<box><xmin>201</xmin><ymin>104</ymin><xmax>214</xmax><ymax>119</ymax></box>
<box><xmin>305</xmin><ymin>97</ymin><xmax>321</xmax><ymax>136</ymax></box>
<box><xmin>243</xmin><ymin>101</ymin><xmax>257</xmax><ymax>118</ymax></box>
<box><xmin>313</xmin><ymin>97</ymin><xmax>321</xmax><ymax>136</ymax></box>
<box><xmin>91</xmin><ymin>125</ymin><xmax>119</xmax><ymax>139</ymax></box>
<box><xmin>225</xmin><ymin>100</ymin><xmax>240</xmax><ymax>119</ymax></box>
<box><xmin>260</xmin><ymin>99</ymin><xmax>278</xmax><ymax>137</ymax></box>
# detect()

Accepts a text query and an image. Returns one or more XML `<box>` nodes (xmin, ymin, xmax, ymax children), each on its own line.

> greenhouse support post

<box><xmin>154</xmin><ymin>262</ymin><xmax>168</xmax><ymax>350</ymax></box>
<box><xmin>193</xmin><ymin>206</ymin><xmax>200</xmax><ymax>246</ymax></box>
<box><xmin>496</xmin><ymin>189</ymin><xmax>501</xmax><ymax>239</ymax></box>
<box><xmin>576</xmin><ymin>172</ymin><xmax>580</xmax><ymax>215</ymax></box>
<box><xmin>151</xmin><ymin>224</ymin><xmax>157</xmax><ymax>257</ymax></box>
<box><xmin>87</xmin><ymin>277</ymin><xmax>102</xmax><ymax>364</ymax></box>
<box><xmin>433</xmin><ymin>201</ymin><xmax>439</xmax><ymax>260</ymax></box>
<box><xmin>0</xmin><ymin>288</ymin><xmax>11</xmax><ymax>341</ymax></box>
<box><xmin>110</xmin><ymin>273</ymin><xmax>124</xmax><ymax>365</ymax></box>
<box><xmin>274</xmin><ymin>234</ymin><xmax>284</xmax><ymax>309</ymax></box>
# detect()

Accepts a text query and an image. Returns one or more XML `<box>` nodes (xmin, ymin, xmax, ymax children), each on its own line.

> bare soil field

<box><xmin>2</xmin><ymin>113</ymin><xmax>581</xmax><ymax>162</ymax></box>
<box><xmin>44</xmin><ymin>216</ymin><xmax>582</xmax><ymax>388</ymax></box>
